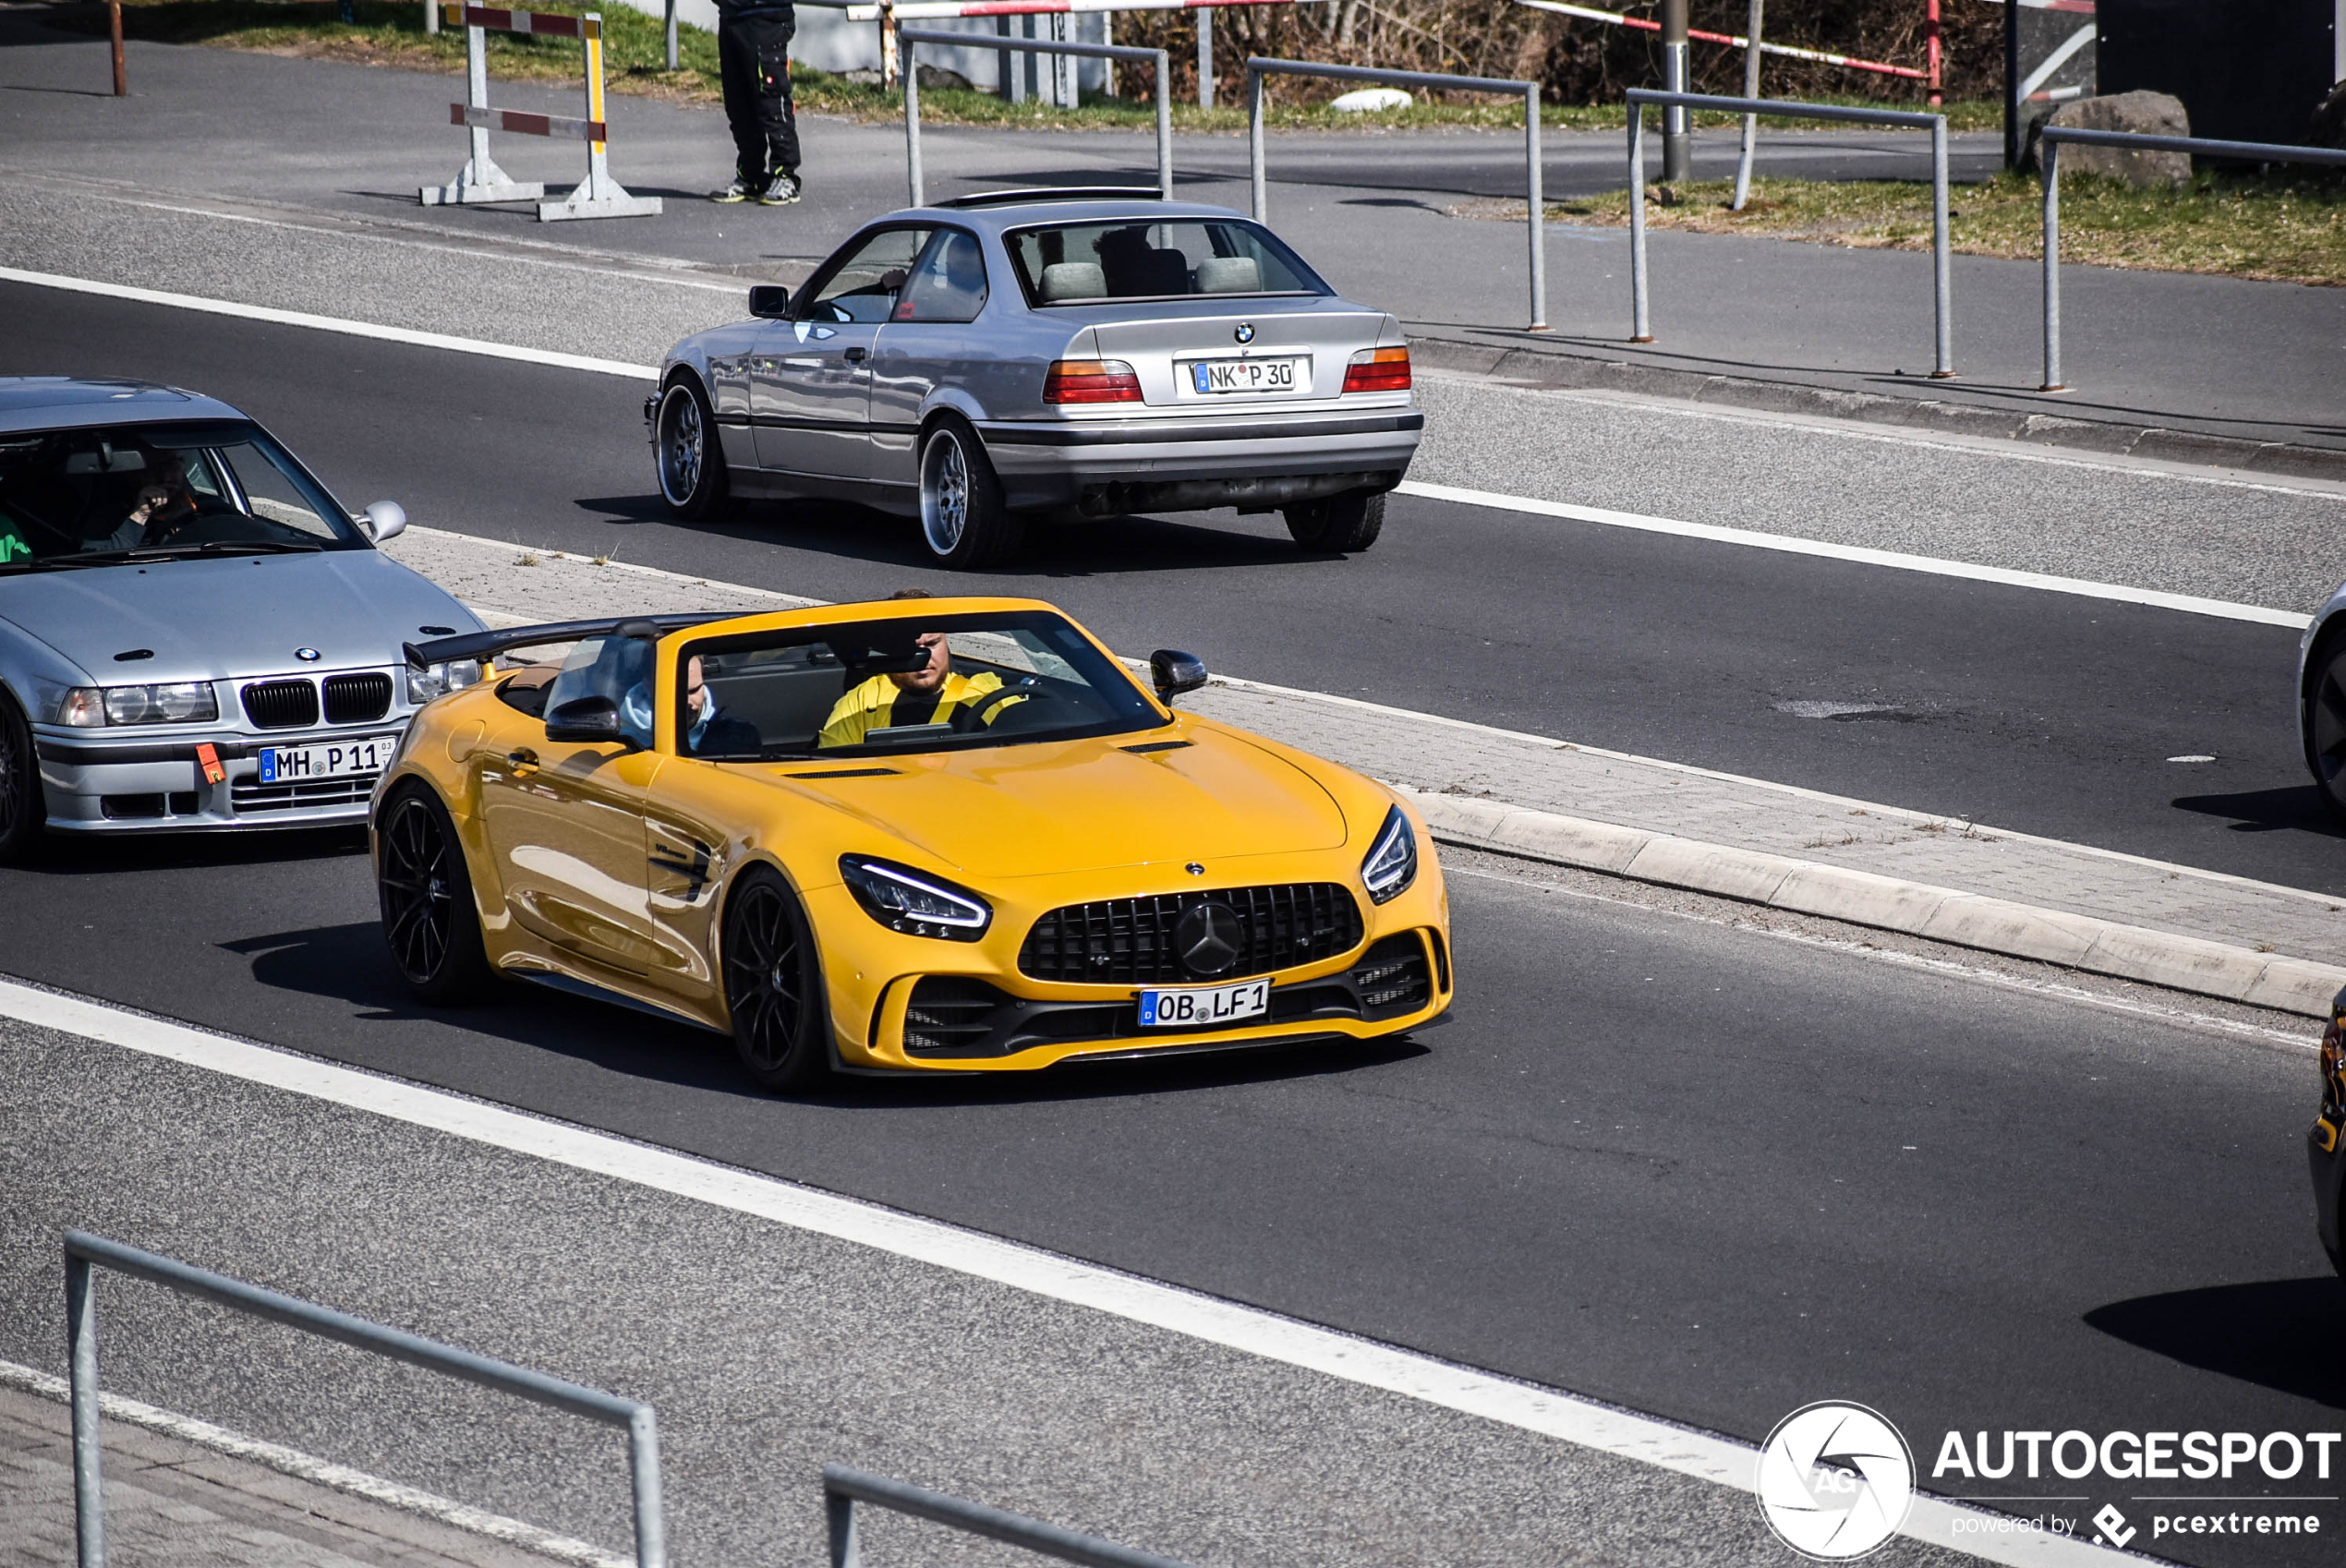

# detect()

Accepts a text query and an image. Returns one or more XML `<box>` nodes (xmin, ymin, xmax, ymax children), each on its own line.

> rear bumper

<box><xmin>34</xmin><ymin>724</ymin><xmax>407</xmax><ymax>832</ymax></box>
<box><xmin>978</xmin><ymin>409</ymin><xmax>1422</xmax><ymax>513</ymax></box>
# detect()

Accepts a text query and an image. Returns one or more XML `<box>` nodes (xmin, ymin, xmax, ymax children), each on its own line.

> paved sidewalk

<box><xmin>0</xmin><ymin>1375</ymin><xmax>588</xmax><ymax>1568</ymax></box>
<box><xmin>382</xmin><ymin>527</ymin><xmax>2346</xmax><ymax>1010</ymax></box>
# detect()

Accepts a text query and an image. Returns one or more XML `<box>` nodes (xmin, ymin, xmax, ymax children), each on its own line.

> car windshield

<box><xmin>676</xmin><ymin>610</ymin><xmax>1162</xmax><ymax>760</ymax></box>
<box><xmin>1003</xmin><ymin>219</ymin><xmax>1331</xmax><ymax>306</ymax></box>
<box><xmin>0</xmin><ymin>419</ymin><xmax>365</xmax><ymax>568</ymax></box>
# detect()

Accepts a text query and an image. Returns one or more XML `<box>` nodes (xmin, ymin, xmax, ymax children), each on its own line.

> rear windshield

<box><xmin>1004</xmin><ymin>219</ymin><xmax>1330</xmax><ymax>307</ymax></box>
<box><xmin>0</xmin><ymin>420</ymin><xmax>364</xmax><ymax>569</ymax></box>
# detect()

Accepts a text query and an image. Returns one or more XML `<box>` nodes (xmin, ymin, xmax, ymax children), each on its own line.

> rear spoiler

<box><xmin>403</xmin><ymin>612</ymin><xmax>741</xmax><ymax>671</ymax></box>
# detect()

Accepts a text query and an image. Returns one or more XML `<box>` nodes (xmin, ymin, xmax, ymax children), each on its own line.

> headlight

<box><xmin>839</xmin><ymin>856</ymin><xmax>991</xmax><ymax>941</ymax></box>
<box><xmin>58</xmin><ymin>683</ymin><xmax>219</xmax><ymax>727</ymax></box>
<box><xmin>1360</xmin><ymin>804</ymin><xmax>1418</xmax><ymax>905</ymax></box>
<box><xmin>405</xmin><ymin>658</ymin><xmax>484</xmax><ymax>705</ymax></box>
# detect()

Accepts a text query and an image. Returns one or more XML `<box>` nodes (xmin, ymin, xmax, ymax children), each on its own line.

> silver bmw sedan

<box><xmin>0</xmin><ymin>379</ymin><xmax>483</xmax><ymax>862</ymax></box>
<box><xmin>647</xmin><ymin>191</ymin><xmax>1423</xmax><ymax>567</ymax></box>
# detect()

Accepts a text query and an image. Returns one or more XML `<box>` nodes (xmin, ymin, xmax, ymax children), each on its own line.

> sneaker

<box><xmin>709</xmin><ymin>175</ymin><xmax>756</xmax><ymax>203</ymax></box>
<box><xmin>759</xmin><ymin>172</ymin><xmax>803</xmax><ymax>206</ymax></box>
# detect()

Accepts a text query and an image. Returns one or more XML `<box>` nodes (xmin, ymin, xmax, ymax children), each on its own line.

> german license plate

<box><xmin>1188</xmin><ymin>356</ymin><xmax>1305</xmax><ymax>395</ymax></box>
<box><xmin>257</xmin><ymin>733</ymin><xmax>399</xmax><ymax>784</ymax></box>
<box><xmin>1138</xmin><ymin>976</ymin><xmax>1271</xmax><ymax>1029</ymax></box>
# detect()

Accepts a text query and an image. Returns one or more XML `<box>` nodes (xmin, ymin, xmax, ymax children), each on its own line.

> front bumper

<box><xmin>978</xmin><ymin>407</ymin><xmax>1423</xmax><ymax>514</ymax></box>
<box><xmin>34</xmin><ymin>723</ymin><xmax>408</xmax><ymax>832</ymax></box>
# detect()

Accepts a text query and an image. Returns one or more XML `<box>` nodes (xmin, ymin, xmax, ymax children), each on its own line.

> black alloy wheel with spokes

<box><xmin>377</xmin><ymin>786</ymin><xmax>490</xmax><ymax>1002</ymax></box>
<box><xmin>2310</xmin><ymin>639</ymin><xmax>2346</xmax><ymax>822</ymax></box>
<box><xmin>0</xmin><ymin>691</ymin><xmax>44</xmax><ymax>865</ymax></box>
<box><xmin>722</xmin><ymin>866</ymin><xmax>832</xmax><ymax>1092</ymax></box>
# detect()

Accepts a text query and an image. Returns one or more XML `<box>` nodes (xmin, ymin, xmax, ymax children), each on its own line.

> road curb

<box><xmin>1404</xmin><ymin>333</ymin><xmax>2346</xmax><ymax>486</ymax></box>
<box><xmin>1400</xmin><ymin>787</ymin><xmax>2346</xmax><ymax>1019</ymax></box>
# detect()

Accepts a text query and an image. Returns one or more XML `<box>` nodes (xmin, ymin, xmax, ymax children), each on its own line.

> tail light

<box><xmin>1044</xmin><ymin>359</ymin><xmax>1143</xmax><ymax>404</ymax></box>
<box><xmin>1342</xmin><ymin>345</ymin><xmax>1411</xmax><ymax>393</ymax></box>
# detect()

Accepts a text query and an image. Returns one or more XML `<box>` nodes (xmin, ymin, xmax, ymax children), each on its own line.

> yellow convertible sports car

<box><xmin>371</xmin><ymin>597</ymin><xmax>1452</xmax><ymax>1088</ymax></box>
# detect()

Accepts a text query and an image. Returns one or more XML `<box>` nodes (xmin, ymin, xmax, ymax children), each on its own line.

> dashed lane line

<box><xmin>0</xmin><ymin>265</ymin><xmax>2313</xmax><ymax>631</ymax></box>
<box><xmin>0</xmin><ymin>972</ymin><xmax>2121</xmax><ymax>1568</ymax></box>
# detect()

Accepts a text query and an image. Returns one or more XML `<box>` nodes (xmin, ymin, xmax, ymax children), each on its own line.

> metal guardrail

<box><xmin>1245</xmin><ymin>56</ymin><xmax>1547</xmax><ymax>332</ymax></box>
<box><xmin>824</xmin><ymin>1464</ymin><xmax>1195</xmax><ymax>1568</ymax></box>
<box><xmin>2037</xmin><ymin>127</ymin><xmax>2346</xmax><ymax>392</ymax></box>
<box><xmin>62</xmin><ymin>1230</ymin><xmax>667</xmax><ymax>1568</ymax></box>
<box><xmin>901</xmin><ymin>27</ymin><xmax>1173</xmax><ymax>205</ymax></box>
<box><xmin>1626</xmin><ymin>88</ymin><xmax>1953</xmax><ymax>379</ymax></box>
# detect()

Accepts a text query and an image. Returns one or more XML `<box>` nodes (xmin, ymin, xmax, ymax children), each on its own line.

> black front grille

<box><xmin>1352</xmin><ymin>933</ymin><xmax>1433</xmax><ymax>1020</ymax></box>
<box><xmin>232</xmin><ymin>775</ymin><xmax>375</xmax><ymax>814</ymax></box>
<box><xmin>1019</xmin><ymin>883</ymin><xmax>1362</xmax><ymax>985</ymax></box>
<box><xmin>322</xmin><ymin>671</ymin><xmax>393</xmax><ymax>724</ymax></box>
<box><xmin>241</xmin><ymin>679</ymin><xmax>319</xmax><ymax>730</ymax></box>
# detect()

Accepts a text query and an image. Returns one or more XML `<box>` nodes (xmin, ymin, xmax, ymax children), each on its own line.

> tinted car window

<box><xmin>893</xmin><ymin>229</ymin><xmax>988</xmax><ymax>323</ymax></box>
<box><xmin>0</xmin><ymin>421</ymin><xmax>365</xmax><ymax>565</ymax></box>
<box><xmin>803</xmin><ymin>227</ymin><xmax>934</xmax><ymax>324</ymax></box>
<box><xmin>1004</xmin><ymin>220</ymin><xmax>1330</xmax><ymax>306</ymax></box>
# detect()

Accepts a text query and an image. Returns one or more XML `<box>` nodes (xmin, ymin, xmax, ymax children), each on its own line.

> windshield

<box><xmin>1004</xmin><ymin>219</ymin><xmax>1331</xmax><ymax>306</ymax></box>
<box><xmin>676</xmin><ymin>610</ymin><xmax>1162</xmax><ymax>760</ymax></box>
<box><xmin>0</xmin><ymin>420</ymin><xmax>365</xmax><ymax>567</ymax></box>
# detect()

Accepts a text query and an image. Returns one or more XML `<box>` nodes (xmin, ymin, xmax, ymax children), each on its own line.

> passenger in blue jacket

<box><xmin>712</xmin><ymin>0</ymin><xmax>802</xmax><ymax>205</ymax></box>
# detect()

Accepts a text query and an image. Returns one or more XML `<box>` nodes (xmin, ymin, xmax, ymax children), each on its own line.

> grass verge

<box><xmin>1534</xmin><ymin>169</ymin><xmax>2346</xmax><ymax>287</ymax></box>
<box><xmin>71</xmin><ymin>0</ymin><xmax>1989</xmax><ymax>133</ymax></box>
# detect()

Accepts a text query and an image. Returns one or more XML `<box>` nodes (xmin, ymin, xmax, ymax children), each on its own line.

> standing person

<box><xmin>712</xmin><ymin>0</ymin><xmax>802</xmax><ymax>205</ymax></box>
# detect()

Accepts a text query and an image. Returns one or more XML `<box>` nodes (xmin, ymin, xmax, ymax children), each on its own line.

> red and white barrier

<box><xmin>420</xmin><ymin>6</ymin><xmax>660</xmax><ymax>221</ymax></box>
<box><xmin>1517</xmin><ymin>0</ymin><xmax>1929</xmax><ymax>81</ymax></box>
<box><xmin>848</xmin><ymin>0</ymin><xmax>1302</xmax><ymax>18</ymax></box>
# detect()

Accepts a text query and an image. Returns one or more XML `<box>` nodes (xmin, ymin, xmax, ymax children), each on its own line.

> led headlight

<box><xmin>840</xmin><ymin>856</ymin><xmax>991</xmax><ymax>941</ymax></box>
<box><xmin>58</xmin><ymin>683</ymin><xmax>219</xmax><ymax>727</ymax></box>
<box><xmin>1360</xmin><ymin>804</ymin><xmax>1418</xmax><ymax>905</ymax></box>
<box><xmin>405</xmin><ymin>658</ymin><xmax>484</xmax><ymax>705</ymax></box>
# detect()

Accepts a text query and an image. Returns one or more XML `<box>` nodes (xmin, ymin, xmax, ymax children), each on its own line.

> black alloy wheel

<box><xmin>0</xmin><ymin>691</ymin><xmax>44</xmax><ymax>866</ymax></box>
<box><xmin>657</xmin><ymin>378</ymin><xmax>730</xmax><ymax>522</ymax></box>
<box><xmin>2310</xmin><ymin>640</ymin><xmax>2346</xmax><ymax>823</ymax></box>
<box><xmin>918</xmin><ymin>418</ymin><xmax>1022</xmax><ymax>569</ymax></box>
<box><xmin>1283</xmin><ymin>488</ymin><xmax>1385</xmax><ymax>553</ymax></box>
<box><xmin>377</xmin><ymin>787</ymin><xmax>490</xmax><ymax>1002</ymax></box>
<box><xmin>722</xmin><ymin>866</ymin><xmax>832</xmax><ymax>1092</ymax></box>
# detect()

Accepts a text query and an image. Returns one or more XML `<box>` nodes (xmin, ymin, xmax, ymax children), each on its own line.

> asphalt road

<box><xmin>3</xmin><ymin>282</ymin><xmax>2334</xmax><ymax>896</ymax></box>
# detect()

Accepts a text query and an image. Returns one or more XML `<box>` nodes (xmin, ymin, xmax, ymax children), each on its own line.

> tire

<box><xmin>721</xmin><ymin>866</ymin><xmax>833</xmax><ymax>1092</ymax></box>
<box><xmin>376</xmin><ymin>786</ymin><xmax>492</xmax><ymax>1003</ymax></box>
<box><xmin>0</xmin><ymin>691</ymin><xmax>44</xmax><ymax>866</ymax></box>
<box><xmin>655</xmin><ymin>378</ymin><xmax>730</xmax><ymax>522</ymax></box>
<box><xmin>1284</xmin><ymin>488</ymin><xmax>1385</xmax><ymax>553</ymax></box>
<box><xmin>918</xmin><ymin>418</ymin><xmax>1022</xmax><ymax>569</ymax></box>
<box><xmin>2308</xmin><ymin>637</ymin><xmax>2346</xmax><ymax>822</ymax></box>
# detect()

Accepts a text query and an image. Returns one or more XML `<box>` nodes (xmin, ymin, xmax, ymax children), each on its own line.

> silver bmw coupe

<box><xmin>647</xmin><ymin>190</ymin><xmax>1423</xmax><ymax>567</ymax></box>
<box><xmin>0</xmin><ymin>379</ymin><xmax>482</xmax><ymax>861</ymax></box>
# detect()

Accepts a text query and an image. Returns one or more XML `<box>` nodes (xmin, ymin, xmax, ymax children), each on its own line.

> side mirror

<box><xmin>748</xmin><ymin>284</ymin><xmax>794</xmax><ymax>320</ymax></box>
<box><xmin>360</xmin><ymin>501</ymin><xmax>407</xmax><ymax>543</ymax></box>
<box><xmin>1150</xmin><ymin>649</ymin><xmax>1208</xmax><ymax>704</ymax></box>
<box><xmin>545</xmin><ymin>694</ymin><xmax>633</xmax><ymax>745</ymax></box>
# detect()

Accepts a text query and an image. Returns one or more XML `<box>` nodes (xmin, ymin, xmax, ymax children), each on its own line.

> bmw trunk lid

<box><xmin>1068</xmin><ymin>303</ymin><xmax>1398</xmax><ymax>407</ymax></box>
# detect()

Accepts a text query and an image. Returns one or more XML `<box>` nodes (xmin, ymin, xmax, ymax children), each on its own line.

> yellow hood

<box><xmin>770</xmin><ymin>727</ymin><xmax>1349</xmax><ymax>878</ymax></box>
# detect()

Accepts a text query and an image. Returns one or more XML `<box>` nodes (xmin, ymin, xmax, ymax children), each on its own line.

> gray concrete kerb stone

<box><xmin>1400</xmin><ymin>787</ymin><xmax>2346</xmax><ymax>1018</ymax></box>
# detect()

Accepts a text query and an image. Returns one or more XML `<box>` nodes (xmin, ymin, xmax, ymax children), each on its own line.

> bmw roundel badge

<box><xmin>1234</xmin><ymin>322</ymin><xmax>1255</xmax><ymax>344</ymax></box>
<box><xmin>294</xmin><ymin>647</ymin><xmax>322</xmax><ymax>662</ymax></box>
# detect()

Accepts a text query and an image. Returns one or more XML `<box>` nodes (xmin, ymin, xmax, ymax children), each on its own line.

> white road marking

<box><xmin>0</xmin><ymin>974</ymin><xmax>2121</xmax><ymax>1567</ymax></box>
<box><xmin>1396</xmin><ymin>479</ymin><xmax>2315</xmax><ymax>629</ymax></box>
<box><xmin>1</xmin><ymin>264</ymin><xmax>2319</xmax><ymax>633</ymax></box>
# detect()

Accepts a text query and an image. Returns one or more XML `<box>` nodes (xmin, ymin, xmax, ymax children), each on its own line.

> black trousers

<box><xmin>718</xmin><ymin>12</ymin><xmax>800</xmax><ymax>181</ymax></box>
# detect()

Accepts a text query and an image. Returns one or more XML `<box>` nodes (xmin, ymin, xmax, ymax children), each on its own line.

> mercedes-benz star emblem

<box><xmin>1173</xmin><ymin>900</ymin><xmax>1245</xmax><ymax>977</ymax></box>
<box><xmin>1233</xmin><ymin>322</ymin><xmax>1255</xmax><ymax>344</ymax></box>
<box><xmin>294</xmin><ymin>647</ymin><xmax>321</xmax><ymax>662</ymax></box>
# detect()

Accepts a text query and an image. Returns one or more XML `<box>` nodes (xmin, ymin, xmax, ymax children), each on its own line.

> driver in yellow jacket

<box><xmin>817</xmin><ymin>628</ymin><xmax>1020</xmax><ymax>748</ymax></box>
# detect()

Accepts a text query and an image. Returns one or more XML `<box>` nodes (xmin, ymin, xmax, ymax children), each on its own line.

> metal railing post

<box><xmin>1196</xmin><ymin>8</ymin><xmax>1213</xmax><ymax>108</ymax></box>
<box><xmin>1929</xmin><ymin>113</ymin><xmax>1953</xmax><ymax>377</ymax></box>
<box><xmin>67</xmin><ymin>1251</ymin><xmax>102</xmax><ymax>1568</ymax></box>
<box><xmin>1628</xmin><ymin>102</ymin><xmax>1651</xmax><ymax>342</ymax></box>
<box><xmin>1155</xmin><ymin>51</ymin><xmax>1174</xmax><ymax>197</ymax></box>
<box><xmin>903</xmin><ymin>26</ymin><xmax>924</xmax><ymax>207</ymax></box>
<box><xmin>828</xmin><ymin>1488</ymin><xmax>861</xmax><ymax>1568</ymax></box>
<box><xmin>663</xmin><ymin>0</ymin><xmax>677</xmax><ymax>69</ymax></box>
<box><xmin>627</xmin><ymin>1406</ymin><xmax>667</xmax><ymax>1568</ymax></box>
<box><xmin>1730</xmin><ymin>0</ymin><xmax>1761</xmax><ymax>211</ymax></box>
<box><xmin>1249</xmin><ymin>66</ymin><xmax>1266</xmax><ymax>220</ymax></box>
<box><xmin>1525</xmin><ymin>85</ymin><xmax>1546</xmax><ymax>332</ymax></box>
<box><xmin>2040</xmin><ymin>135</ymin><xmax>2062</xmax><ymax>391</ymax></box>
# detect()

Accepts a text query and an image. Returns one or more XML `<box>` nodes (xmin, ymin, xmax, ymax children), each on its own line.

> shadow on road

<box><xmin>2172</xmin><ymin>784</ymin><xmax>2346</xmax><ymax>839</ymax></box>
<box><xmin>2084</xmin><ymin>1276</ymin><xmax>2346</xmax><ymax>1409</ymax></box>
<box><xmin>4</xmin><ymin>824</ymin><xmax>367</xmax><ymax>876</ymax></box>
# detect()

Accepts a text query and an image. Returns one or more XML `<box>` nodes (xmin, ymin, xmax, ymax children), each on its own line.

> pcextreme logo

<box><xmin>1758</xmin><ymin>1402</ymin><xmax>1917</xmax><ymax>1560</ymax></box>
